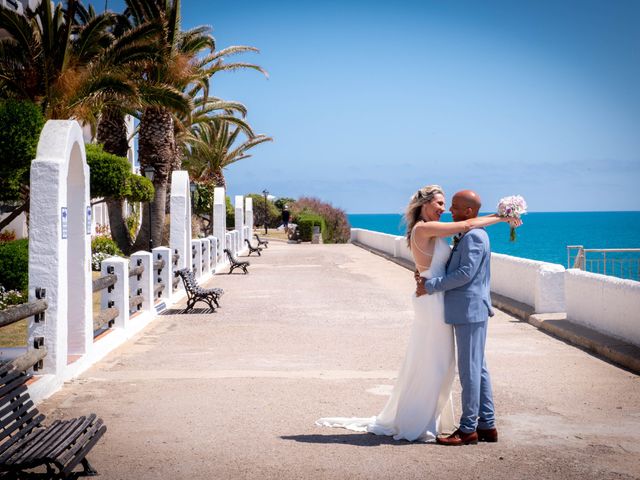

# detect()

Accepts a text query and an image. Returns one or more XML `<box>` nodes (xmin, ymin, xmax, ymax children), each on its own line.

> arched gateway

<box><xmin>28</xmin><ymin>120</ymin><xmax>92</xmax><ymax>377</ymax></box>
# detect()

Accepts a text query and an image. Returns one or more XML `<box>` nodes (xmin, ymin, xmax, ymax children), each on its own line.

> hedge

<box><xmin>0</xmin><ymin>239</ymin><xmax>29</xmax><ymax>292</ymax></box>
<box><xmin>0</xmin><ymin>100</ymin><xmax>45</xmax><ymax>201</ymax></box>
<box><xmin>296</xmin><ymin>213</ymin><xmax>326</xmax><ymax>242</ymax></box>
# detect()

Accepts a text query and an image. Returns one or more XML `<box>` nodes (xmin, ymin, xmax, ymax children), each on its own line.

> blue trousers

<box><xmin>453</xmin><ymin>321</ymin><xmax>495</xmax><ymax>433</ymax></box>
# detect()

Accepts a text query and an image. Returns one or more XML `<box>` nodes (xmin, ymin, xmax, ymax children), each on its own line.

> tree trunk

<box><xmin>96</xmin><ymin>107</ymin><xmax>129</xmax><ymax>157</ymax></box>
<box><xmin>97</xmin><ymin>108</ymin><xmax>135</xmax><ymax>253</ymax></box>
<box><xmin>105</xmin><ymin>198</ymin><xmax>134</xmax><ymax>254</ymax></box>
<box><xmin>135</xmin><ymin>107</ymin><xmax>175</xmax><ymax>250</ymax></box>
<box><xmin>212</xmin><ymin>167</ymin><xmax>226</xmax><ymax>189</ymax></box>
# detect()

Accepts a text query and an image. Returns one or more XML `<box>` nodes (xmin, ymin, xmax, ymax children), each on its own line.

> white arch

<box><xmin>28</xmin><ymin>120</ymin><xmax>92</xmax><ymax>377</ymax></box>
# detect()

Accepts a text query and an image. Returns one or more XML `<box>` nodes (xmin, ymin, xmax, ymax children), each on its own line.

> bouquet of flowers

<box><xmin>497</xmin><ymin>195</ymin><xmax>527</xmax><ymax>242</ymax></box>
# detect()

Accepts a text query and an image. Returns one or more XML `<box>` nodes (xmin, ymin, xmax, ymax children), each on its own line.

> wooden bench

<box><xmin>224</xmin><ymin>249</ymin><xmax>249</xmax><ymax>274</ymax></box>
<box><xmin>175</xmin><ymin>268</ymin><xmax>223</xmax><ymax>312</ymax></box>
<box><xmin>244</xmin><ymin>238</ymin><xmax>263</xmax><ymax>256</ymax></box>
<box><xmin>253</xmin><ymin>234</ymin><xmax>269</xmax><ymax>249</ymax></box>
<box><xmin>0</xmin><ymin>364</ymin><xmax>106</xmax><ymax>479</ymax></box>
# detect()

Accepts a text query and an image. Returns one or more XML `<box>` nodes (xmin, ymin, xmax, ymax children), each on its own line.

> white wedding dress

<box><xmin>316</xmin><ymin>237</ymin><xmax>456</xmax><ymax>442</ymax></box>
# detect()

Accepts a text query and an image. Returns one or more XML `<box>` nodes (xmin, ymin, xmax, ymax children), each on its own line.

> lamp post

<box><xmin>143</xmin><ymin>165</ymin><xmax>155</xmax><ymax>251</ymax></box>
<box><xmin>262</xmin><ymin>189</ymin><xmax>269</xmax><ymax>234</ymax></box>
<box><xmin>190</xmin><ymin>181</ymin><xmax>197</xmax><ymax>209</ymax></box>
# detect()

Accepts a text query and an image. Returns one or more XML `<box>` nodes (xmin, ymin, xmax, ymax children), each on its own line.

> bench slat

<box><xmin>0</xmin><ymin>420</ymin><xmax>45</xmax><ymax>464</ymax></box>
<box><xmin>61</xmin><ymin>423</ymin><xmax>106</xmax><ymax>477</ymax></box>
<box><xmin>56</xmin><ymin>416</ymin><xmax>102</xmax><ymax>464</ymax></box>
<box><xmin>15</xmin><ymin>418</ymin><xmax>72</xmax><ymax>464</ymax></box>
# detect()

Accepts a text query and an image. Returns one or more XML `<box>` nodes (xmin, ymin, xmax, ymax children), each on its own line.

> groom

<box><xmin>416</xmin><ymin>190</ymin><xmax>498</xmax><ymax>446</ymax></box>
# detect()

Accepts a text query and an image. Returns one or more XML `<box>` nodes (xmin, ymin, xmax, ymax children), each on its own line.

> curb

<box><xmin>491</xmin><ymin>294</ymin><xmax>640</xmax><ymax>374</ymax></box>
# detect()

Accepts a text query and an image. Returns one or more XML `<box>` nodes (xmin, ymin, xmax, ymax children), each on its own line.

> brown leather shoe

<box><xmin>477</xmin><ymin>427</ymin><xmax>498</xmax><ymax>442</ymax></box>
<box><xmin>436</xmin><ymin>429</ymin><xmax>478</xmax><ymax>446</ymax></box>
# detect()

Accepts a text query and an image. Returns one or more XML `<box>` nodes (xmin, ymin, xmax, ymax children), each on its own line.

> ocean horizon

<box><xmin>347</xmin><ymin>211</ymin><xmax>640</xmax><ymax>268</ymax></box>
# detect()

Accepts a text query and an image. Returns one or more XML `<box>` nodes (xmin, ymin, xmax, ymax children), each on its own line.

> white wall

<box><xmin>565</xmin><ymin>269</ymin><xmax>640</xmax><ymax>347</ymax></box>
<box><xmin>351</xmin><ymin>228</ymin><xmax>566</xmax><ymax>314</ymax></box>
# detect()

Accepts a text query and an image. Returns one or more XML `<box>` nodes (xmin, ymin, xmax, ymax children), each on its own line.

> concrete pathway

<box><xmin>39</xmin><ymin>242</ymin><xmax>640</xmax><ymax>479</ymax></box>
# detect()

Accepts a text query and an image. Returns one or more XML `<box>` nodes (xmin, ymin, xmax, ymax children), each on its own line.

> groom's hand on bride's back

<box><xmin>414</xmin><ymin>270</ymin><xmax>428</xmax><ymax>297</ymax></box>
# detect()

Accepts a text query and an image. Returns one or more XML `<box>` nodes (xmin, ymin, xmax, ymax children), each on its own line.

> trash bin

<box><xmin>311</xmin><ymin>225</ymin><xmax>322</xmax><ymax>244</ymax></box>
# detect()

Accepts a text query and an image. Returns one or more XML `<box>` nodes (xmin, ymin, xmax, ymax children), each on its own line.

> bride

<box><xmin>316</xmin><ymin>185</ymin><xmax>514</xmax><ymax>442</ymax></box>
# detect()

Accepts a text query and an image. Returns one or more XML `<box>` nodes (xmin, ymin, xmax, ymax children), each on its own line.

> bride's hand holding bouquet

<box><xmin>497</xmin><ymin>195</ymin><xmax>527</xmax><ymax>241</ymax></box>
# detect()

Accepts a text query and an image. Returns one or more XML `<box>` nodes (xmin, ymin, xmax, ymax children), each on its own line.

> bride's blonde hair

<box><xmin>405</xmin><ymin>185</ymin><xmax>444</xmax><ymax>247</ymax></box>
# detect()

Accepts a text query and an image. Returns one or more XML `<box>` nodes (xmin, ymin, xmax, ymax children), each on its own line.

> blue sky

<box><xmin>102</xmin><ymin>0</ymin><xmax>640</xmax><ymax>213</ymax></box>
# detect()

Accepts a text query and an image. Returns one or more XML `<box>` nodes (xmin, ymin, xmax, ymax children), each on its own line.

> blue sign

<box><xmin>61</xmin><ymin>207</ymin><xmax>68</xmax><ymax>239</ymax></box>
<box><xmin>86</xmin><ymin>206</ymin><xmax>92</xmax><ymax>235</ymax></box>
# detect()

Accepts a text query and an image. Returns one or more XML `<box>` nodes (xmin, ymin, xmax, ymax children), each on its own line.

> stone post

<box><xmin>201</xmin><ymin>239</ymin><xmax>210</xmax><ymax>276</ymax></box>
<box><xmin>170</xmin><ymin>171</ymin><xmax>192</xmax><ymax>271</ymax></box>
<box><xmin>130</xmin><ymin>251</ymin><xmax>154</xmax><ymax>316</ymax></box>
<box><xmin>191</xmin><ymin>239</ymin><xmax>202</xmax><ymax>277</ymax></box>
<box><xmin>101</xmin><ymin>257</ymin><xmax>130</xmax><ymax>330</ymax></box>
<box><xmin>245</xmin><ymin>197</ymin><xmax>254</xmax><ymax>232</ymax></box>
<box><xmin>152</xmin><ymin>247</ymin><xmax>172</xmax><ymax>300</ymax></box>
<box><xmin>235</xmin><ymin>195</ymin><xmax>245</xmax><ymax>247</ymax></box>
<box><xmin>213</xmin><ymin>187</ymin><xmax>226</xmax><ymax>263</ymax></box>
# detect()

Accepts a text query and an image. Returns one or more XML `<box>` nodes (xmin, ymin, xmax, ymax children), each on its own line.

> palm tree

<box><xmin>123</xmin><ymin>0</ymin><xmax>268</xmax><ymax>251</ymax></box>
<box><xmin>0</xmin><ymin>0</ymin><xmax>158</xmax><ymax>232</ymax></box>
<box><xmin>184</xmin><ymin>115</ymin><xmax>273</xmax><ymax>189</ymax></box>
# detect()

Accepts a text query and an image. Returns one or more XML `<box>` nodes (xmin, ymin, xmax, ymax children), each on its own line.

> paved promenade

<box><xmin>39</xmin><ymin>242</ymin><xmax>640</xmax><ymax>479</ymax></box>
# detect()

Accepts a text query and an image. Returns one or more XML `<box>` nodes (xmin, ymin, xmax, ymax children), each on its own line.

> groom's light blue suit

<box><xmin>424</xmin><ymin>228</ymin><xmax>496</xmax><ymax>434</ymax></box>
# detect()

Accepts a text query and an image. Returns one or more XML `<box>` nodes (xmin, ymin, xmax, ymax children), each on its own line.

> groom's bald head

<box><xmin>450</xmin><ymin>190</ymin><xmax>482</xmax><ymax>220</ymax></box>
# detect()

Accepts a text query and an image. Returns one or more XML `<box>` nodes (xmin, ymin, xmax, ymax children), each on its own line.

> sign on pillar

<box><xmin>213</xmin><ymin>187</ymin><xmax>226</xmax><ymax>263</ymax></box>
<box><xmin>170</xmin><ymin>171</ymin><xmax>192</xmax><ymax>272</ymax></box>
<box><xmin>28</xmin><ymin>120</ymin><xmax>92</xmax><ymax>377</ymax></box>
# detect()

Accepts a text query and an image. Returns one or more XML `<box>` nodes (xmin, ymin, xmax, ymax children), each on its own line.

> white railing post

<box><xmin>152</xmin><ymin>246</ymin><xmax>171</xmax><ymax>300</ymax></box>
<box><xmin>208</xmin><ymin>236</ymin><xmax>218</xmax><ymax>271</ymax></box>
<box><xmin>170</xmin><ymin>171</ymin><xmax>192</xmax><ymax>271</ymax></box>
<box><xmin>213</xmin><ymin>187</ymin><xmax>226</xmax><ymax>262</ymax></box>
<box><xmin>101</xmin><ymin>257</ymin><xmax>130</xmax><ymax>330</ymax></box>
<box><xmin>202</xmin><ymin>239</ymin><xmax>210</xmax><ymax>276</ymax></box>
<box><xmin>130</xmin><ymin>251</ymin><xmax>153</xmax><ymax>316</ymax></box>
<box><xmin>191</xmin><ymin>239</ymin><xmax>202</xmax><ymax>278</ymax></box>
<box><xmin>235</xmin><ymin>195</ymin><xmax>245</xmax><ymax>248</ymax></box>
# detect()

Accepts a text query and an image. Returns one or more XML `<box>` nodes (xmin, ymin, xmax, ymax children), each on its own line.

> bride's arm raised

<box><xmin>414</xmin><ymin>215</ymin><xmax>515</xmax><ymax>239</ymax></box>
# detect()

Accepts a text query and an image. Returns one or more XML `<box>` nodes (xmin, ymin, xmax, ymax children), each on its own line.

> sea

<box><xmin>347</xmin><ymin>212</ymin><xmax>640</xmax><ymax>272</ymax></box>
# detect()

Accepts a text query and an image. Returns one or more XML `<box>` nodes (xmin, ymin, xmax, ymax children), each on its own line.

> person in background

<box><xmin>282</xmin><ymin>205</ymin><xmax>290</xmax><ymax>233</ymax></box>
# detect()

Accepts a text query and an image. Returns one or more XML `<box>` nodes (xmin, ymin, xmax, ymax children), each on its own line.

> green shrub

<box><xmin>0</xmin><ymin>239</ymin><xmax>29</xmax><ymax>292</ymax></box>
<box><xmin>126</xmin><ymin>174</ymin><xmax>154</xmax><ymax>202</ymax></box>
<box><xmin>91</xmin><ymin>235</ymin><xmax>124</xmax><ymax>271</ymax></box>
<box><xmin>86</xmin><ymin>143</ymin><xmax>131</xmax><ymax>198</ymax></box>
<box><xmin>296</xmin><ymin>213</ymin><xmax>326</xmax><ymax>242</ymax></box>
<box><xmin>86</xmin><ymin>143</ymin><xmax>153</xmax><ymax>202</ymax></box>
<box><xmin>0</xmin><ymin>100</ymin><xmax>45</xmax><ymax>201</ymax></box>
<box><xmin>92</xmin><ymin>236</ymin><xmax>123</xmax><ymax>256</ymax></box>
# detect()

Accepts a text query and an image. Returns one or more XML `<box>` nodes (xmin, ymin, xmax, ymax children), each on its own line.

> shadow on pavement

<box><xmin>280</xmin><ymin>434</ymin><xmax>420</xmax><ymax>447</ymax></box>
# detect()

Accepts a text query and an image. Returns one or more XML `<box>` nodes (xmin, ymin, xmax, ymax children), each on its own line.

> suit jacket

<box><xmin>424</xmin><ymin>228</ymin><xmax>494</xmax><ymax>325</ymax></box>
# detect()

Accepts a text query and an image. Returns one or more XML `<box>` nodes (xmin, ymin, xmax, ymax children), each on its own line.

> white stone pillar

<box><xmin>213</xmin><ymin>187</ymin><xmax>226</xmax><ymax>262</ymax></box>
<box><xmin>245</xmin><ymin>197</ymin><xmax>254</xmax><ymax>233</ymax></box>
<box><xmin>130</xmin><ymin>251</ymin><xmax>154</xmax><ymax>316</ymax></box>
<box><xmin>101</xmin><ymin>257</ymin><xmax>130</xmax><ymax>330</ymax></box>
<box><xmin>152</xmin><ymin>246</ymin><xmax>171</xmax><ymax>300</ymax></box>
<box><xmin>28</xmin><ymin>120</ymin><xmax>92</xmax><ymax>376</ymax></box>
<box><xmin>535</xmin><ymin>264</ymin><xmax>566</xmax><ymax>313</ymax></box>
<box><xmin>201</xmin><ymin>239</ymin><xmax>210</xmax><ymax>276</ymax></box>
<box><xmin>207</xmin><ymin>236</ymin><xmax>217</xmax><ymax>271</ymax></box>
<box><xmin>192</xmin><ymin>239</ymin><xmax>202</xmax><ymax>277</ymax></box>
<box><xmin>235</xmin><ymin>195</ymin><xmax>245</xmax><ymax>247</ymax></box>
<box><xmin>170</xmin><ymin>171</ymin><xmax>192</xmax><ymax>271</ymax></box>
<box><xmin>225</xmin><ymin>232</ymin><xmax>232</xmax><ymax>256</ymax></box>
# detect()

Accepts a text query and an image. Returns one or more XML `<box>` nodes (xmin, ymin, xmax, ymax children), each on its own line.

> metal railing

<box><xmin>567</xmin><ymin>245</ymin><xmax>640</xmax><ymax>281</ymax></box>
